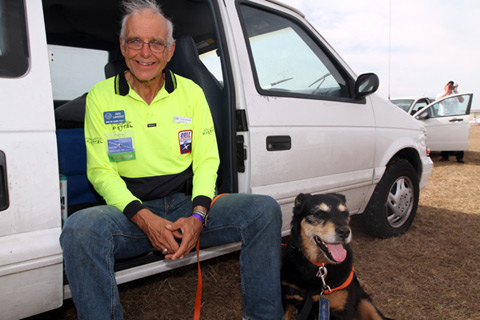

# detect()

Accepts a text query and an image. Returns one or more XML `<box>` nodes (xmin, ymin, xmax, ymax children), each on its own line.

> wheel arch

<box><xmin>386</xmin><ymin>147</ymin><xmax>422</xmax><ymax>180</ymax></box>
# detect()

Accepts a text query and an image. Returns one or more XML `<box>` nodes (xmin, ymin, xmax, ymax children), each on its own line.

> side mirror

<box><xmin>415</xmin><ymin>112</ymin><xmax>430</xmax><ymax>120</ymax></box>
<box><xmin>354</xmin><ymin>73</ymin><xmax>379</xmax><ymax>100</ymax></box>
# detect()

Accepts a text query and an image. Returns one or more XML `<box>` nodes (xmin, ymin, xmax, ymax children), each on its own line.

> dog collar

<box><xmin>314</xmin><ymin>263</ymin><xmax>355</xmax><ymax>295</ymax></box>
<box><xmin>287</xmin><ymin>243</ymin><xmax>355</xmax><ymax>295</ymax></box>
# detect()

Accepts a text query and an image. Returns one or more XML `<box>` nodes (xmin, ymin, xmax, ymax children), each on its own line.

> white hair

<box><xmin>119</xmin><ymin>0</ymin><xmax>175</xmax><ymax>46</ymax></box>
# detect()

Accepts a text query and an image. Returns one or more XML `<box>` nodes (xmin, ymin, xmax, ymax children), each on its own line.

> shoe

<box><xmin>457</xmin><ymin>159</ymin><xmax>465</xmax><ymax>163</ymax></box>
<box><xmin>440</xmin><ymin>158</ymin><xmax>449</xmax><ymax>162</ymax></box>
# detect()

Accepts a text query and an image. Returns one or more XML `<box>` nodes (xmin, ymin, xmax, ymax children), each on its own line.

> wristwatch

<box><xmin>192</xmin><ymin>208</ymin><xmax>208</xmax><ymax>230</ymax></box>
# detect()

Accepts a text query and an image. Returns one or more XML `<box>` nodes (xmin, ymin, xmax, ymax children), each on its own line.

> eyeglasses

<box><xmin>125</xmin><ymin>38</ymin><xmax>169</xmax><ymax>53</ymax></box>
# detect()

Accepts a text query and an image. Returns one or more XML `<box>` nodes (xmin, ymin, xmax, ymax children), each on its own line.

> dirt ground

<box><xmin>28</xmin><ymin>126</ymin><xmax>480</xmax><ymax>320</ymax></box>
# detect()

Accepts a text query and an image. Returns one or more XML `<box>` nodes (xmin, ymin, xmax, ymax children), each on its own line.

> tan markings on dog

<box><xmin>285</xmin><ymin>294</ymin><xmax>304</xmax><ymax>301</ymax></box>
<box><xmin>355</xmin><ymin>299</ymin><xmax>384</xmax><ymax>320</ymax></box>
<box><xmin>337</xmin><ymin>203</ymin><xmax>347</xmax><ymax>212</ymax></box>
<box><xmin>282</xmin><ymin>281</ymin><xmax>305</xmax><ymax>302</ymax></box>
<box><xmin>282</xmin><ymin>281</ymin><xmax>303</xmax><ymax>292</ymax></box>
<box><xmin>311</xmin><ymin>290</ymin><xmax>348</xmax><ymax>311</ymax></box>
<box><xmin>284</xmin><ymin>304</ymin><xmax>297</xmax><ymax>320</ymax></box>
<box><xmin>316</xmin><ymin>202</ymin><xmax>331</xmax><ymax>212</ymax></box>
<box><xmin>328</xmin><ymin>290</ymin><xmax>349</xmax><ymax>312</ymax></box>
<box><xmin>300</xmin><ymin>219</ymin><xmax>335</xmax><ymax>263</ymax></box>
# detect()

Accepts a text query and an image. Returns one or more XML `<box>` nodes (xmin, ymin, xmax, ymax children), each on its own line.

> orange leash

<box><xmin>193</xmin><ymin>193</ymin><xmax>229</xmax><ymax>319</ymax></box>
<box><xmin>193</xmin><ymin>239</ymin><xmax>202</xmax><ymax>320</ymax></box>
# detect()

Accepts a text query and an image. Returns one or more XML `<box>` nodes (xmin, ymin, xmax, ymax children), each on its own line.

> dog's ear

<box><xmin>293</xmin><ymin>193</ymin><xmax>309</xmax><ymax>215</ymax></box>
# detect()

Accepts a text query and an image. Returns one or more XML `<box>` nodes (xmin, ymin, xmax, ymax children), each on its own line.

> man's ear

<box><xmin>119</xmin><ymin>37</ymin><xmax>126</xmax><ymax>57</ymax></box>
<box><xmin>166</xmin><ymin>42</ymin><xmax>176</xmax><ymax>63</ymax></box>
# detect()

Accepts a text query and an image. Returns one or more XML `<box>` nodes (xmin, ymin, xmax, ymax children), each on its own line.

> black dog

<box><xmin>281</xmin><ymin>193</ymin><xmax>392</xmax><ymax>320</ymax></box>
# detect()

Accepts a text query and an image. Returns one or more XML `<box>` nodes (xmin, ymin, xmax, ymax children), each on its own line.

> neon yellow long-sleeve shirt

<box><xmin>85</xmin><ymin>69</ymin><xmax>219</xmax><ymax>217</ymax></box>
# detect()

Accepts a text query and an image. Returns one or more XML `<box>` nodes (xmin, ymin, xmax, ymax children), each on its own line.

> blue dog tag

<box><xmin>319</xmin><ymin>296</ymin><xmax>329</xmax><ymax>320</ymax></box>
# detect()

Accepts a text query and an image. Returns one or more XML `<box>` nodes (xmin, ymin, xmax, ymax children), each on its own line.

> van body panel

<box><xmin>0</xmin><ymin>1</ymin><xmax>64</xmax><ymax>318</ymax></box>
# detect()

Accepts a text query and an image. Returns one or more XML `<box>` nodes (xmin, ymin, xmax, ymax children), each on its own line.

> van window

<box><xmin>200</xmin><ymin>49</ymin><xmax>223</xmax><ymax>85</ymax></box>
<box><xmin>48</xmin><ymin>45</ymin><xmax>108</xmax><ymax>100</ymax></box>
<box><xmin>0</xmin><ymin>0</ymin><xmax>29</xmax><ymax>78</ymax></box>
<box><xmin>240</xmin><ymin>4</ymin><xmax>350</xmax><ymax>99</ymax></box>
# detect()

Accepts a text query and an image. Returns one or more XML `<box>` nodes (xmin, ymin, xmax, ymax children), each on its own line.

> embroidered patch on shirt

<box><xmin>104</xmin><ymin>110</ymin><xmax>126</xmax><ymax>124</ymax></box>
<box><xmin>178</xmin><ymin>130</ymin><xmax>192</xmax><ymax>154</ymax></box>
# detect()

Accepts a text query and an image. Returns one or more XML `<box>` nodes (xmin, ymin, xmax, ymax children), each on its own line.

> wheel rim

<box><xmin>386</xmin><ymin>175</ymin><xmax>414</xmax><ymax>228</ymax></box>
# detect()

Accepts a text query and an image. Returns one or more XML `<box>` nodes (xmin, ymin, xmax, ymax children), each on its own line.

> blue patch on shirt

<box><xmin>104</xmin><ymin>110</ymin><xmax>126</xmax><ymax>124</ymax></box>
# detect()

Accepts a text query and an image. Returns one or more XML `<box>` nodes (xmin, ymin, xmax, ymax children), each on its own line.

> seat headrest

<box><xmin>104</xmin><ymin>60</ymin><xmax>127</xmax><ymax>79</ymax></box>
<box><xmin>168</xmin><ymin>35</ymin><xmax>202</xmax><ymax>77</ymax></box>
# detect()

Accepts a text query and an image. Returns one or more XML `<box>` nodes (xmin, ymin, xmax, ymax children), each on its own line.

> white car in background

<box><xmin>414</xmin><ymin>93</ymin><xmax>474</xmax><ymax>152</ymax></box>
<box><xmin>390</xmin><ymin>97</ymin><xmax>434</xmax><ymax>115</ymax></box>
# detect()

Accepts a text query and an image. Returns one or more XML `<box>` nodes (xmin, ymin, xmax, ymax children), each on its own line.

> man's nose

<box><xmin>140</xmin><ymin>43</ymin><xmax>152</xmax><ymax>56</ymax></box>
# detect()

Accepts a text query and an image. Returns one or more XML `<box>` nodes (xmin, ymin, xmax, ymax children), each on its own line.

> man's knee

<box><xmin>250</xmin><ymin>195</ymin><xmax>282</xmax><ymax>228</ymax></box>
<box><xmin>60</xmin><ymin>206</ymin><xmax>114</xmax><ymax>250</ymax></box>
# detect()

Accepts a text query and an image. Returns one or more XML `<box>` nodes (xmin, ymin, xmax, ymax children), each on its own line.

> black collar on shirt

<box><xmin>114</xmin><ymin>68</ymin><xmax>177</xmax><ymax>96</ymax></box>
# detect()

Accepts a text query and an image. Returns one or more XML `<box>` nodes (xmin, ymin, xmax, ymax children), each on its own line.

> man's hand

<box><xmin>131</xmin><ymin>208</ymin><xmax>181</xmax><ymax>256</ymax></box>
<box><xmin>164</xmin><ymin>215</ymin><xmax>203</xmax><ymax>260</ymax></box>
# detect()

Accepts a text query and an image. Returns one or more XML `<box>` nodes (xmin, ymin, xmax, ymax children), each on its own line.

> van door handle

<box><xmin>0</xmin><ymin>151</ymin><xmax>9</xmax><ymax>211</ymax></box>
<box><xmin>449</xmin><ymin>118</ymin><xmax>463</xmax><ymax>122</ymax></box>
<box><xmin>266</xmin><ymin>136</ymin><xmax>291</xmax><ymax>151</ymax></box>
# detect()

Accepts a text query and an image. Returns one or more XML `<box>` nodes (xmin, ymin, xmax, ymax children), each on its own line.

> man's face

<box><xmin>120</xmin><ymin>10</ymin><xmax>175</xmax><ymax>83</ymax></box>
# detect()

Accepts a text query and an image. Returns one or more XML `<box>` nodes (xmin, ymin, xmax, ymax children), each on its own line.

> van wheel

<box><xmin>361</xmin><ymin>159</ymin><xmax>419</xmax><ymax>238</ymax></box>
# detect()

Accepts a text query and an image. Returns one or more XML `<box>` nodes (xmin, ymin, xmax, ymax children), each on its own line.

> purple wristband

<box><xmin>191</xmin><ymin>213</ymin><xmax>205</xmax><ymax>231</ymax></box>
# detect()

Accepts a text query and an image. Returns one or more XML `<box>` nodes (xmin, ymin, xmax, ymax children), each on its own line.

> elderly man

<box><xmin>60</xmin><ymin>0</ymin><xmax>283</xmax><ymax>319</ymax></box>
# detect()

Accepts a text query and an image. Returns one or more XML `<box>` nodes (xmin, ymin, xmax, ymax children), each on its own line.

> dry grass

<box><xmin>28</xmin><ymin>126</ymin><xmax>480</xmax><ymax>320</ymax></box>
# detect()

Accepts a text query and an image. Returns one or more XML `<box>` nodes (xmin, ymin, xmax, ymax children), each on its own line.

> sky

<box><xmin>288</xmin><ymin>0</ymin><xmax>480</xmax><ymax>109</ymax></box>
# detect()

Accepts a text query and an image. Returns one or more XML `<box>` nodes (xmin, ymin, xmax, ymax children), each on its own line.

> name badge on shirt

<box><xmin>179</xmin><ymin>130</ymin><xmax>192</xmax><ymax>154</ymax></box>
<box><xmin>174</xmin><ymin>116</ymin><xmax>192</xmax><ymax>123</ymax></box>
<box><xmin>104</xmin><ymin>110</ymin><xmax>126</xmax><ymax>124</ymax></box>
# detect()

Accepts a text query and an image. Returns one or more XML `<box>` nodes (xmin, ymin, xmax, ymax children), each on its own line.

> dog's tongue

<box><xmin>326</xmin><ymin>243</ymin><xmax>347</xmax><ymax>262</ymax></box>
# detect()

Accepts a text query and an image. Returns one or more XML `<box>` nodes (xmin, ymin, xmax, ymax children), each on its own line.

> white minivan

<box><xmin>0</xmin><ymin>0</ymin><xmax>432</xmax><ymax>318</ymax></box>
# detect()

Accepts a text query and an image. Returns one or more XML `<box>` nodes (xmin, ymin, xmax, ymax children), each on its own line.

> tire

<box><xmin>361</xmin><ymin>159</ymin><xmax>419</xmax><ymax>238</ymax></box>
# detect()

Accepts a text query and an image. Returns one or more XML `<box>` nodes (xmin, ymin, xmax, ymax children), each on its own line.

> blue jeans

<box><xmin>60</xmin><ymin>193</ymin><xmax>283</xmax><ymax>320</ymax></box>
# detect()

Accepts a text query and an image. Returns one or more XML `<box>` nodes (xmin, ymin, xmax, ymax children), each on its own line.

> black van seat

<box><xmin>167</xmin><ymin>35</ymin><xmax>224</xmax><ymax>147</ymax></box>
<box><xmin>55</xmin><ymin>93</ymin><xmax>87</xmax><ymax>129</ymax></box>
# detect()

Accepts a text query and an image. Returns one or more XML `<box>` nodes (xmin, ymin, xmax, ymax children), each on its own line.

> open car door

<box><xmin>414</xmin><ymin>93</ymin><xmax>473</xmax><ymax>151</ymax></box>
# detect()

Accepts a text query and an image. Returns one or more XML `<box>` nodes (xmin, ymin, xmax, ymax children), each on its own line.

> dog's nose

<box><xmin>336</xmin><ymin>226</ymin><xmax>350</xmax><ymax>240</ymax></box>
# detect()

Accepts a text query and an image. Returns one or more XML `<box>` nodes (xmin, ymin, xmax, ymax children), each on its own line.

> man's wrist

<box><xmin>191</xmin><ymin>213</ymin><xmax>205</xmax><ymax>230</ymax></box>
<box><xmin>191</xmin><ymin>207</ymin><xmax>208</xmax><ymax>230</ymax></box>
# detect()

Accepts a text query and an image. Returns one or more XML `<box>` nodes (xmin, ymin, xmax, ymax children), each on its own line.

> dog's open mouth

<box><xmin>314</xmin><ymin>236</ymin><xmax>347</xmax><ymax>263</ymax></box>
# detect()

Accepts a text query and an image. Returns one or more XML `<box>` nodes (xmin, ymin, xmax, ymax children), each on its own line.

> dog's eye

<box><xmin>305</xmin><ymin>215</ymin><xmax>324</xmax><ymax>225</ymax></box>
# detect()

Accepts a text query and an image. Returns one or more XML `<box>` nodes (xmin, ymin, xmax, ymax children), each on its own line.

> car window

<box><xmin>239</xmin><ymin>4</ymin><xmax>350</xmax><ymax>99</ymax></box>
<box><xmin>48</xmin><ymin>45</ymin><xmax>108</xmax><ymax>100</ymax></box>
<box><xmin>410</xmin><ymin>100</ymin><xmax>428</xmax><ymax>114</ymax></box>
<box><xmin>391</xmin><ymin>99</ymin><xmax>413</xmax><ymax>112</ymax></box>
<box><xmin>0</xmin><ymin>0</ymin><xmax>29</xmax><ymax>78</ymax></box>
<box><xmin>419</xmin><ymin>94</ymin><xmax>471</xmax><ymax>118</ymax></box>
